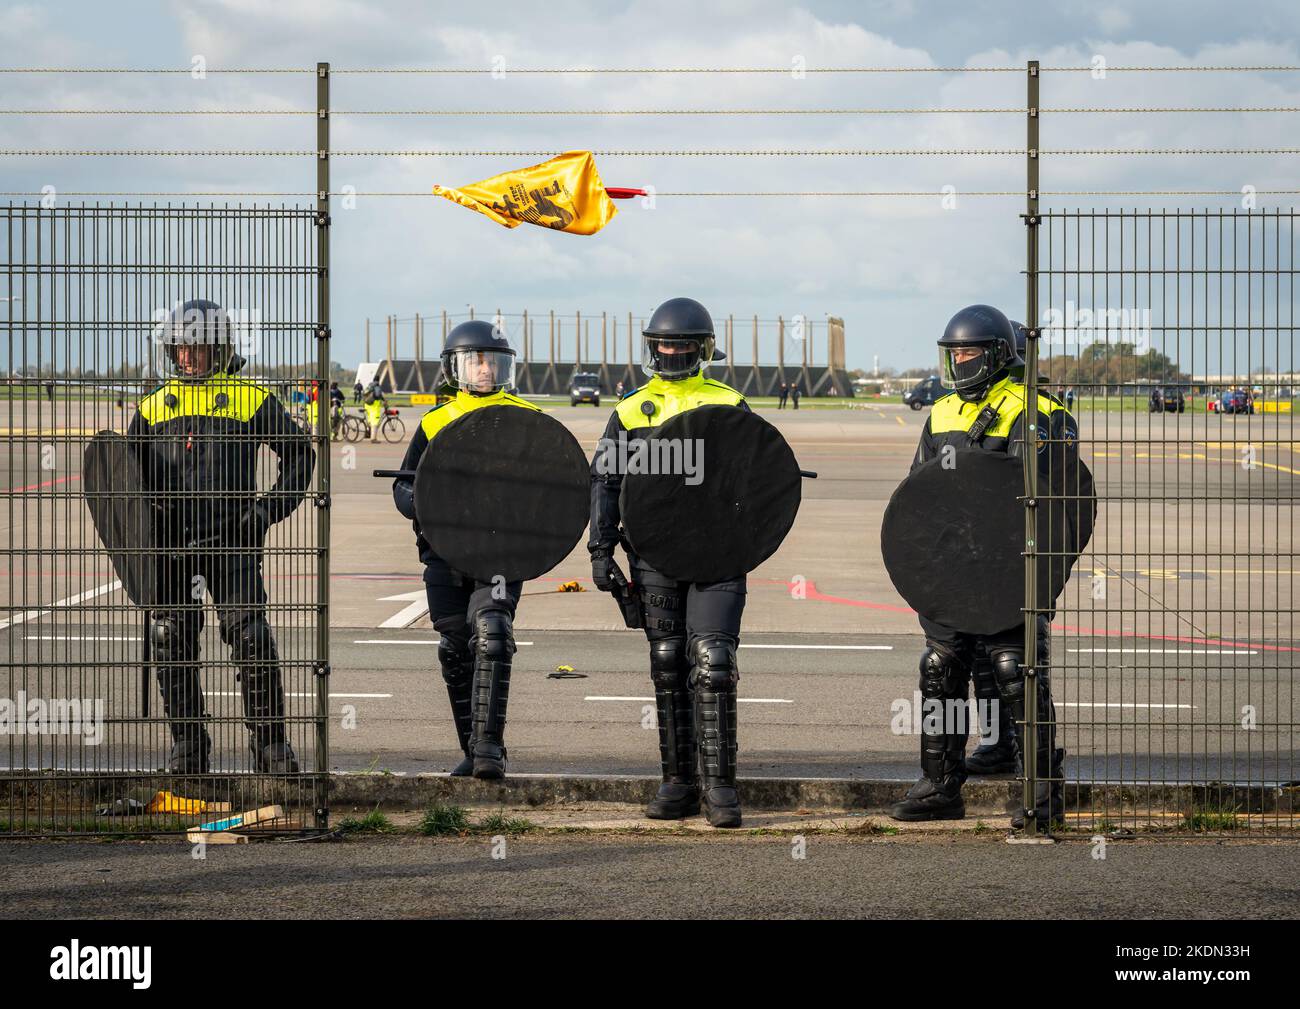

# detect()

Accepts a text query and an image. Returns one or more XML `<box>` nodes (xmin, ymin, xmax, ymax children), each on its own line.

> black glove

<box><xmin>590</xmin><ymin>550</ymin><xmax>625</xmax><ymax>593</ymax></box>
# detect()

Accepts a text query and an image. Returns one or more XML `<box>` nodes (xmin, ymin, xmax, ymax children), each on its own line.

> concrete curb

<box><xmin>329</xmin><ymin>772</ymin><xmax>1019</xmax><ymax>813</ymax></box>
<box><xmin>329</xmin><ymin>772</ymin><xmax>1300</xmax><ymax>816</ymax></box>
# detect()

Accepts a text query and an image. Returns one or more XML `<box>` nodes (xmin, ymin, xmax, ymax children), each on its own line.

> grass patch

<box><xmin>845</xmin><ymin>818</ymin><xmax>900</xmax><ymax>836</ymax></box>
<box><xmin>337</xmin><ymin>810</ymin><xmax>396</xmax><ymax>835</ymax></box>
<box><xmin>419</xmin><ymin>802</ymin><xmax>472</xmax><ymax>836</ymax></box>
<box><xmin>475</xmin><ymin>811</ymin><xmax>538</xmax><ymax>836</ymax></box>
<box><xmin>1183</xmin><ymin>809</ymin><xmax>1242</xmax><ymax>832</ymax></box>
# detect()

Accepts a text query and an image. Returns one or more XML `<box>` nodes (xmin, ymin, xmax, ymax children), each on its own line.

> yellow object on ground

<box><xmin>558</xmin><ymin>580</ymin><xmax>585</xmax><ymax>592</ymax></box>
<box><xmin>555</xmin><ymin>664</ymin><xmax>575</xmax><ymax>673</ymax></box>
<box><xmin>146</xmin><ymin>790</ymin><xmax>231</xmax><ymax>815</ymax></box>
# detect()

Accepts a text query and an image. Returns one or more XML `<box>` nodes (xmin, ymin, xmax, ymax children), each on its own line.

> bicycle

<box><xmin>340</xmin><ymin>409</ymin><xmax>368</xmax><ymax>442</ymax></box>
<box><xmin>378</xmin><ymin>407</ymin><xmax>406</xmax><ymax>443</ymax></box>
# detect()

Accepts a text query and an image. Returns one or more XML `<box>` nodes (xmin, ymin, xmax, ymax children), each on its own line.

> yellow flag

<box><xmin>432</xmin><ymin>151</ymin><xmax>618</xmax><ymax>235</ymax></box>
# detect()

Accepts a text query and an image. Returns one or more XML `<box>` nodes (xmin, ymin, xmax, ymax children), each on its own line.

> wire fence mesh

<box><xmin>1032</xmin><ymin>208</ymin><xmax>1299</xmax><ymax>836</ymax></box>
<box><xmin>1</xmin><ymin>203</ymin><xmax>328</xmax><ymax>836</ymax></box>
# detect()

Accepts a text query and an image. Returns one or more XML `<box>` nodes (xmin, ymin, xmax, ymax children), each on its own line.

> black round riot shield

<box><xmin>620</xmin><ymin>405</ymin><xmax>803</xmax><ymax>583</ymax></box>
<box><xmin>83</xmin><ymin>430</ymin><xmax>157</xmax><ymax>607</ymax></box>
<box><xmin>881</xmin><ymin>449</ymin><xmax>1096</xmax><ymax>636</ymax></box>
<box><xmin>413</xmin><ymin>405</ymin><xmax>590</xmax><ymax>583</ymax></box>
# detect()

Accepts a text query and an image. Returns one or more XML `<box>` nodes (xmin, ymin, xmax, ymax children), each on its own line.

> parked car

<box><xmin>1219</xmin><ymin>388</ymin><xmax>1255</xmax><ymax>414</ymax></box>
<box><xmin>902</xmin><ymin>376</ymin><xmax>945</xmax><ymax>411</ymax></box>
<box><xmin>1148</xmin><ymin>386</ymin><xmax>1185</xmax><ymax>413</ymax></box>
<box><xmin>569</xmin><ymin>372</ymin><xmax>601</xmax><ymax>407</ymax></box>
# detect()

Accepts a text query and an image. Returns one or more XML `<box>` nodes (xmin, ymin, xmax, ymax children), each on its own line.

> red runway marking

<box><xmin>7</xmin><ymin>474</ymin><xmax>80</xmax><ymax>493</ymax></box>
<box><xmin>775</xmin><ymin>579</ymin><xmax>1297</xmax><ymax>653</ymax></box>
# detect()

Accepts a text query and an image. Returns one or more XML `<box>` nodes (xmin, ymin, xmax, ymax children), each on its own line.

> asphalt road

<box><xmin>2</xmin><ymin>834</ymin><xmax>1297</xmax><ymax>919</ymax></box>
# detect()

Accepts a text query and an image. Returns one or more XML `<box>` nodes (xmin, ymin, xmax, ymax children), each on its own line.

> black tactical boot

<box><xmin>438</xmin><ymin>637</ymin><xmax>475</xmax><ymax>777</ymax></box>
<box><xmin>167</xmin><ymin>735</ymin><xmax>211</xmax><ymax>776</ymax></box>
<box><xmin>646</xmin><ymin>639</ymin><xmax>700</xmax><ymax>819</ymax></box>
<box><xmin>692</xmin><ymin>637</ymin><xmax>742</xmax><ymax>829</ymax></box>
<box><xmin>469</xmin><ymin>609</ymin><xmax>514</xmax><ymax>780</ymax></box>
<box><xmin>254</xmin><ymin>739</ymin><xmax>301</xmax><ymax>774</ymax></box>
<box><xmin>890</xmin><ymin>776</ymin><xmax>966</xmax><ymax>821</ymax></box>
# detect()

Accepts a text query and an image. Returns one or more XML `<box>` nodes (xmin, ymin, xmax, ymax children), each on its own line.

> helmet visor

<box><xmin>154</xmin><ymin>308</ymin><xmax>233</xmax><ymax>381</ymax></box>
<box><xmin>939</xmin><ymin>344</ymin><xmax>996</xmax><ymax>391</ymax></box>
<box><xmin>641</xmin><ymin>335</ymin><xmax>704</xmax><ymax>379</ymax></box>
<box><xmin>447</xmin><ymin>348</ymin><xmax>515</xmax><ymax>393</ymax></box>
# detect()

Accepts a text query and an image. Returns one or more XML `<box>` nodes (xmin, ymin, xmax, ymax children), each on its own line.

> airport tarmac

<box><xmin>2</xmin><ymin>400</ymin><xmax>1296</xmax><ymax>782</ymax></box>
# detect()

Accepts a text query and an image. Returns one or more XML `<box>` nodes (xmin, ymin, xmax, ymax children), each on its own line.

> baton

<box><xmin>606</xmin><ymin>565</ymin><xmax>644</xmax><ymax>630</ymax></box>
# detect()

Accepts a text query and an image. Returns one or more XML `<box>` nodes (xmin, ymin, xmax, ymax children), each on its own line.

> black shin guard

<box><xmin>691</xmin><ymin>636</ymin><xmax>741</xmax><ymax>828</ymax></box>
<box><xmin>646</xmin><ymin>637</ymin><xmax>699</xmax><ymax>819</ymax></box>
<box><xmin>438</xmin><ymin>636</ymin><xmax>475</xmax><ymax>774</ymax></box>
<box><xmin>151</xmin><ymin>614</ymin><xmax>211</xmax><ymax>773</ymax></box>
<box><xmin>993</xmin><ymin>619</ymin><xmax>1065</xmax><ymax>829</ymax></box>
<box><xmin>469</xmin><ymin>608</ymin><xmax>514</xmax><ymax>779</ymax></box>
<box><xmin>967</xmin><ymin>646</ymin><xmax>1017</xmax><ymax>774</ymax></box>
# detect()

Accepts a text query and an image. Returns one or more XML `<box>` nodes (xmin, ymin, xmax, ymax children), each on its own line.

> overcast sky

<box><xmin>3</xmin><ymin>0</ymin><xmax>1300</xmax><ymax>373</ymax></box>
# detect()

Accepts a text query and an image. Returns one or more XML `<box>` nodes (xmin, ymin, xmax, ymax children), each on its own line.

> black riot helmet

<box><xmin>937</xmin><ymin>304</ymin><xmax>1017</xmax><ymax>402</ymax></box>
<box><xmin>641</xmin><ymin>296</ymin><xmax>726</xmax><ymax>380</ymax></box>
<box><xmin>155</xmin><ymin>298</ymin><xmax>237</xmax><ymax>382</ymax></box>
<box><xmin>1008</xmin><ymin>319</ymin><xmax>1028</xmax><ymax>380</ymax></box>
<box><xmin>441</xmin><ymin>319</ymin><xmax>516</xmax><ymax>395</ymax></box>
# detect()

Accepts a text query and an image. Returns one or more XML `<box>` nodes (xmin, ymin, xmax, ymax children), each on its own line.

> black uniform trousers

<box><xmin>150</xmin><ymin>548</ymin><xmax>287</xmax><ymax>752</ymax></box>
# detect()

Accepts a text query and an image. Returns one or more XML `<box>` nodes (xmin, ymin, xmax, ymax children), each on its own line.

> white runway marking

<box><xmin>0</xmin><ymin>580</ymin><xmax>122</xmax><ymax>632</ymax></box>
<box><xmin>584</xmin><ymin>695</ymin><xmax>793</xmax><ymax>704</ymax></box>
<box><xmin>740</xmin><ymin>644</ymin><xmax>893</xmax><ymax>651</ymax></box>
<box><xmin>1059</xmin><ymin>702</ymin><xmax>1194</xmax><ymax>709</ymax></box>
<box><xmin>26</xmin><ymin>635</ymin><xmax>136</xmax><ymax>641</ymax></box>
<box><xmin>208</xmin><ymin>692</ymin><xmax>393</xmax><ymax>699</ymax></box>
<box><xmin>1069</xmin><ymin>648</ymin><xmax>1257</xmax><ymax>655</ymax></box>
<box><xmin>352</xmin><ymin>639</ymin><xmax>533</xmax><ymax>646</ymax></box>
<box><xmin>377</xmin><ymin>590</ymin><xmax>429</xmax><ymax>629</ymax></box>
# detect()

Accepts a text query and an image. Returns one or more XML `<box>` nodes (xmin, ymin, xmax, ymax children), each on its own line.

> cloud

<box><xmin>3</xmin><ymin>3</ymin><xmax>1300</xmax><ymax>372</ymax></box>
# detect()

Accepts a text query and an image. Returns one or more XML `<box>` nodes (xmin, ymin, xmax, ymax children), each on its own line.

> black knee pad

<box><xmin>150</xmin><ymin>614</ymin><xmax>197</xmax><ymax>661</ymax></box>
<box><xmin>989</xmin><ymin>647</ymin><xmax>1026</xmax><ymax>704</ymax></box>
<box><xmin>690</xmin><ymin>636</ymin><xmax>738</xmax><ymax>691</ymax></box>
<box><xmin>438</xmin><ymin>636</ymin><xmax>472</xmax><ymax>686</ymax></box>
<box><xmin>649</xmin><ymin>637</ymin><xmax>688</xmax><ymax>690</ymax></box>
<box><xmin>473</xmin><ymin>608</ymin><xmax>515</xmax><ymax>662</ymax></box>
<box><xmin>231</xmin><ymin>617</ymin><xmax>277</xmax><ymax>664</ymax></box>
<box><xmin>919</xmin><ymin>646</ymin><xmax>967</xmax><ymax>699</ymax></box>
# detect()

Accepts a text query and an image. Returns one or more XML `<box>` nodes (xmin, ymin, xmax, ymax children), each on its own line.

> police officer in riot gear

<box><xmin>589</xmin><ymin>297</ymin><xmax>750</xmax><ymax>828</ymax></box>
<box><xmin>130</xmin><ymin>299</ymin><xmax>315</xmax><ymax>774</ymax></box>
<box><xmin>891</xmin><ymin>305</ymin><xmax>1071</xmax><ymax>825</ymax></box>
<box><xmin>392</xmin><ymin>320</ymin><xmax>538</xmax><ymax>780</ymax></box>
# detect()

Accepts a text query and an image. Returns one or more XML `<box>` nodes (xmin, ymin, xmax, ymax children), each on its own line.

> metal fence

<box><xmin>1025</xmin><ymin>208</ymin><xmax>1299</xmax><ymax>836</ymax></box>
<box><xmin>1</xmin><ymin>202</ymin><xmax>329</xmax><ymax>835</ymax></box>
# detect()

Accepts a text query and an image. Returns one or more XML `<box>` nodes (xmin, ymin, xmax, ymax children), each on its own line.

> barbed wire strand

<box><xmin>6</xmin><ymin>106</ymin><xmax>1300</xmax><ymax>115</ymax></box>
<box><xmin>2</xmin><ymin>65</ymin><xmax>1300</xmax><ymax>73</ymax></box>
<box><xmin>3</xmin><ymin>190</ymin><xmax>1298</xmax><ymax>198</ymax></box>
<box><xmin>7</xmin><ymin>147</ymin><xmax>1300</xmax><ymax>156</ymax></box>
